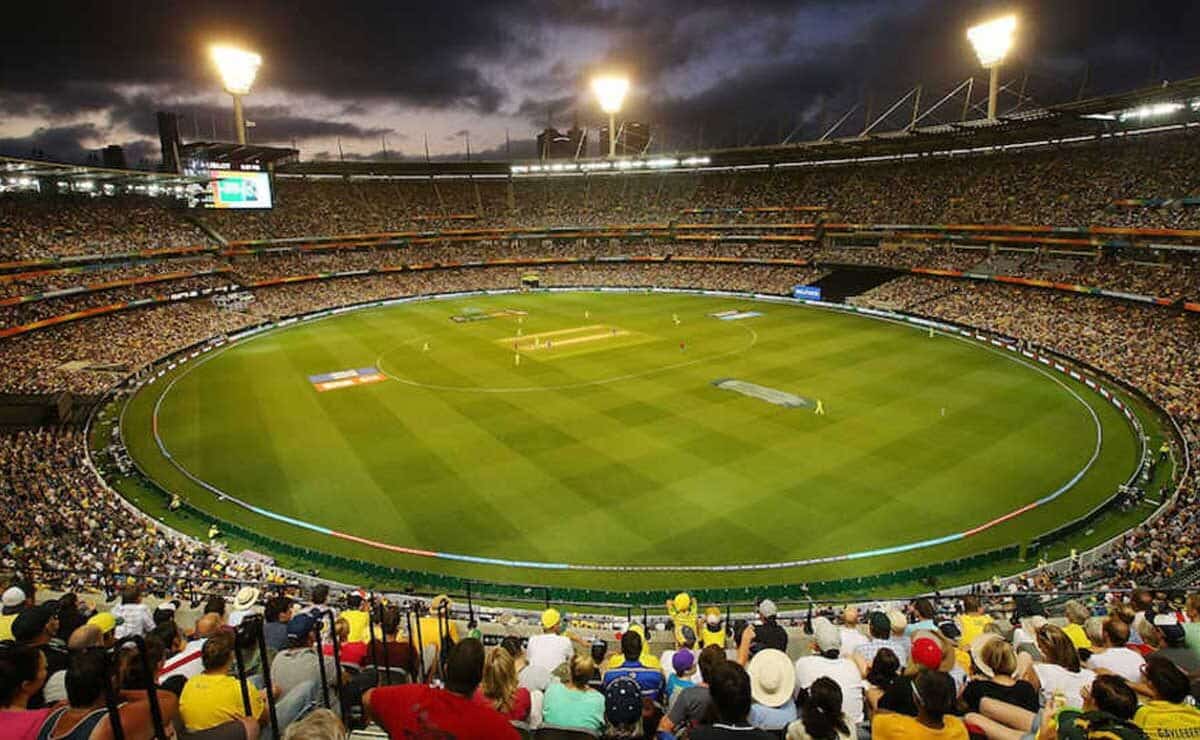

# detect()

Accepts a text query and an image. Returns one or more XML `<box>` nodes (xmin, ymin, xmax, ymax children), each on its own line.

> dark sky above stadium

<box><xmin>2</xmin><ymin>0</ymin><xmax>1199</xmax><ymax>165</ymax></box>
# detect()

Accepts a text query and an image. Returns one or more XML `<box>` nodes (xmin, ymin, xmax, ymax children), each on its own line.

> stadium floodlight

<box><xmin>210</xmin><ymin>45</ymin><xmax>262</xmax><ymax>144</ymax></box>
<box><xmin>592</xmin><ymin>75</ymin><xmax>630</xmax><ymax>158</ymax></box>
<box><xmin>967</xmin><ymin>15</ymin><xmax>1017</xmax><ymax>120</ymax></box>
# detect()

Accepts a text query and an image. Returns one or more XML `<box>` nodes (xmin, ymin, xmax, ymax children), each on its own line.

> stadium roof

<box><xmin>0</xmin><ymin>156</ymin><xmax>204</xmax><ymax>187</ymax></box>
<box><xmin>180</xmin><ymin>142</ymin><xmax>300</xmax><ymax>168</ymax></box>
<box><xmin>278</xmin><ymin>75</ymin><xmax>1200</xmax><ymax>177</ymax></box>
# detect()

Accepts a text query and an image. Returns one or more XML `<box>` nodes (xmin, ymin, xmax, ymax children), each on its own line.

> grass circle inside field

<box><xmin>122</xmin><ymin>290</ymin><xmax>1141</xmax><ymax>587</ymax></box>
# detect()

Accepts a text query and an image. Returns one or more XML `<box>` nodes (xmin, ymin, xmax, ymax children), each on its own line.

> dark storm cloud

<box><xmin>0</xmin><ymin>123</ymin><xmax>104</xmax><ymax>162</ymax></box>
<box><xmin>3</xmin><ymin>0</ymin><xmax>1200</xmax><ymax>162</ymax></box>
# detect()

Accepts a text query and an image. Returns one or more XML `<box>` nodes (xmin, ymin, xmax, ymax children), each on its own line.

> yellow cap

<box><xmin>674</xmin><ymin>593</ymin><xmax>692</xmax><ymax>612</ymax></box>
<box><xmin>430</xmin><ymin>594</ymin><xmax>451</xmax><ymax>611</ymax></box>
<box><xmin>87</xmin><ymin>612</ymin><xmax>118</xmax><ymax>634</ymax></box>
<box><xmin>705</xmin><ymin>606</ymin><xmax>721</xmax><ymax>618</ymax></box>
<box><xmin>541</xmin><ymin>608</ymin><xmax>561</xmax><ymax>629</ymax></box>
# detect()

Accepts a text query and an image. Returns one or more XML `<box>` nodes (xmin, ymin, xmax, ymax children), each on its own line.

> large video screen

<box><xmin>207</xmin><ymin>170</ymin><xmax>273</xmax><ymax>209</ymax></box>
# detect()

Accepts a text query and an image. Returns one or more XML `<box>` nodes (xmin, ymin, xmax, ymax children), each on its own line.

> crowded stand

<box><xmin>3</xmin><ymin>119</ymin><xmax>1200</xmax><ymax>738</ymax></box>
<box><xmin>0</xmin><ymin>194</ymin><xmax>208</xmax><ymax>260</ymax></box>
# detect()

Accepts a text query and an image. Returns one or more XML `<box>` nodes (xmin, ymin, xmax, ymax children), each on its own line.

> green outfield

<box><xmin>117</xmin><ymin>290</ymin><xmax>1155</xmax><ymax>592</ymax></box>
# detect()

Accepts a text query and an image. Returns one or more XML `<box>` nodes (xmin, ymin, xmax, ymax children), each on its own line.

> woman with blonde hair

<box><xmin>473</xmin><ymin>646</ymin><xmax>531</xmax><ymax>721</ymax></box>
<box><xmin>960</xmin><ymin>635</ymin><xmax>1037</xmax><ymax>713</ymax></box>
<box><xmin>542</xmin><ymin>654</ymin><xmax>605</xmax><ymax>732</ymax></box>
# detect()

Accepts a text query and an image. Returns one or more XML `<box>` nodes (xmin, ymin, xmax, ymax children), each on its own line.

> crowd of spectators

<box><xmin>0</xmin><ymin>194</ymin><xmax>207</xmax><ymax>260</ymax></box>
<box><xmin>1</xmin><ymin>580</ymin><xmax>1197</xmax><ymax>739</ymax></box>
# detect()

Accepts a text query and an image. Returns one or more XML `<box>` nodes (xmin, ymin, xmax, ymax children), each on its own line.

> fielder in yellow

<box><xmin>815</xmin><ymin>399</ymin><xmax>825</xmax><ymax>415</ymax></box>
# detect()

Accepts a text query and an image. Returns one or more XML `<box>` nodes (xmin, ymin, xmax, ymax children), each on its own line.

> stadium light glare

<box><xmin>592</xmin><ymin>75</ymin><xmax>630</xmax><ymax>158</ymax></box>
<box><xmin>210</xmin><ymin>44</ymin><xmax>262</xmax><ymax>144</ymax></box>
<box><xmin>967</xmin><ymin>15</ymin><xmax>1017</xmax><ymax>120</ymax></box>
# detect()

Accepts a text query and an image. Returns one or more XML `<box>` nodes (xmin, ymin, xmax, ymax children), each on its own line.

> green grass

<box><xmin>114</xmin><ymin>291</ymin><xmax>1155</xmax><ymax>592</ymax></box>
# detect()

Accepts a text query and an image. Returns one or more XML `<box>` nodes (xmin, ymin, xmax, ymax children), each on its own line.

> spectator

<box><xmin>111</xmin><ymin>585</ymin><xmax>155</xmax><ymax>640</ymax></box>
<box><xmin>42</xmin><ymin>649</ymin><xmax>178</xmax><ymax>740</ymax></box>
<box><xmin>159</xmin><ymin>613</ymin><xmax>222</xmax><ymax>685</ymax></box>
<box><xmin>204</xmin><ymin>596</ymin><xmax>228</xmax><ymax>624</ymax></box>
<box><xmin>701</xmin><ymin>606</ymin><xmax>728</xmax><ymax>649</ymax></box>
<box><xmin>659</xmin><ymin>643</ymin><xmax>725</xmax><ymax>736</ymax></box>
<box><xmin>603</xmin><ymin>629</ymin><xmax>665</xmax><ymax>702</ymax></box>
<box><xmin>796</xmin><ymin>617</ymin><xmax>866</xmax><ymax>728</ymax></box>
<box><xmin>281</xmin><ymin>707</ymin><xmax>344</xmax><ymax>740</ymax></box>
<box><xmin>958</xmin><ymin>595</ymin><xmax>993</xmax><ymax>648</ymax></box>
<box><xmin>788</xmin><ymin>677</ymin><xmax>854</xmax><ymax>740</ymax></box>
<box><xmin>907</xmin><ymin>599</ymin><xmax>938</xmax><ymax>636</ymax></box>
<box><xmin>526</xmin><ymin>608</ymin><xmax>576</xmax><ymax>675</ymax></box>
<box><xmin>361</xmin><ymin>605</ymin><xmax>418</xmax><ymax>678</ymax></box>
<box><xmin>541</xmin><ymin>654</ymin><xmax>605</xmax><ymax>733</ymax></box>
<box><xmin>872</xmin><ymin>669</ymin><xmax>967</xmax><ymax>740</ymax></box>
<box><xmin>263</xmin><ymin>597</ymin><xmax>294</xmax><ymax>654</ymax></box>
<box><xmin>667</xmin><ymin>649</ymin><xmax>698</xmax><ymax>701</ymax></box>
<box><xmin>1184</xmin><ymin>595</ymin><xmax>1200</xmax><ymax>656</ymax></box>
<box><xmin>877</xmin><ymin>637</ymin><xmax>945</xmax><ymax>717</ymax></box>
<box><xmin>339</xmin><ymin>593</ymin><xmax>368</xmax><ymax>644</ymax></box>
<box><xmin>690</xmin><ymin>660</ymin><xmax>775</xmax><ymax>739</ymax></box>
<box><xmin>473</xmin><ymin>646</ymin><xmax>531</xmax><ymax>722</ymax></box>
<box><xmin>363</xmin><ymin>638</ymin><xmax>518</xmax><ymax>738</ymax></box>
<box><xmin>0</xmin><ymin>586</ymin><xmax>28</xmax><ymax>641</ymax></box>
<box><xmin>11</xmin><ymin>602</ymin><xmax>65</xmax><ymax>708</ymax></box>
<box><xmin>856</xmin><ymin>612</ymin><xmax>902</xmax><ymax>671</ymax></box>
<box><xmin>54</xmin><ymin>595</ymin><xmax>86</xmax><ymax>640</ymax></box>
<box><xmin>1041</xmin><ymin>674</ymin><xmax>1143</xmax><ymax>740</ymax></box>
<box><xmin>1145</xmin><ymin>613</ymin><xmax>1200</xmax><ymax>674</ymax></box>
<box><xmin>738</xmin><ymin>599</ymin><xmax>788</xmax><ymax>664</ymax></box>
<box><xmin>1132</xmin><ymin>655</ymin><xmax>1200</xmax><ymax>736</ymax></box>
<box><xmin>229</xmin><ymin>587</ymin><xmax>262</xmax><ymax>628</ymax></box>
<box><xmin>864</xmin><ymin>648</ymin><xmax>901</xmax><ymax>716</ymax></box>
<box><xmin>603</xmin><ymin>675</ymin><xmax>644</xmax><ymax>739</ymax></box>
<box><xmin>414</xmin><ymin>595</ymin><xmax>459</xmax><ymax>659</ymax></box>
<box><xmin>840</xmin><ymin>608</ymin><xmax>869</xmax><ymax>659</ymax></box>
<box><xmin>1062</xmin><ymin>601</ymin><xmax>1093</xmax><ymax>651</ymax></box>
<box><xmin>886</xmin><ymin>610</ymin><xmax>912</xmax><ymax>668</ymax></box>
<box><xmin>747</xmin><ymin>648</ymin><xmax>797</xmax><ymax>732</ymax></box>
<box><xmin>41</xmin><ymin>625</ymin><xmax>103</xmax><ymax>705</ymax></box>
<box><xmin>179</xmin><ymin>631</ymin><xmax>268</xmax><ymax>732</ymax></box>
<box><xmin>667</xmin><ymin>592</ymin><xmax>699</xmax><ymax>649</ymax></box>
<box><xmin>1023</xmin><ymin>624</ymin><xmax>1097</xmax><ymax>711</ymax></box>
<box><xmin>661</xmin><ymin>626</ymin><xmax>698</xmax><ymax>681</ymax></box>
<box><xmin>0</xmin><ymin>644</ymin><xmax>50</xmax><ymax>739</ymax></box>
<box><xmin>961</xmin><ymin>634</ymin><xmax>1038</xmax><ymax>713</ymax></box>
<box><xmin>85</xmin><ymin>613</ymin><xmax>118</xmax><ymax>648</ymax></box>
<box><xmin>1086</xmin><ymin>619</ymin><xmax>1146</xmax><ymax>683</ymax></box>
<box><xmin>271</xmin><ymin>613</ymin><xmax>336</xmax><ymax>712</ymax></box>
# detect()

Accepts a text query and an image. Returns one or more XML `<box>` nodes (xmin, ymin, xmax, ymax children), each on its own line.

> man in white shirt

<box><xmin>111</xmin><ymin>585</ymin><xmax>156</xmax><ymax>640</ymax></box>
<box><xmin>838</xmin><ymin>607</ymin><xmax>868</xmax><ymax>660</ymax></box>
<box><xmin>1086</xmin><ymin>618</ymin><xmax>1145</xmax><ymax>683</ymax></box>
<box><xmin>793</xmin><ymin>617</ymin><xmax>865</xmax><ymax>727</ymax></box>
<box><xmin>525</xmin><ymin>608</ymin><xmax>578</xmax><ymax>674</ymax></box>
<box><xmin>158</xmin><ymin>613</ymin><xmax>222</xmax><ymax>684</ymax></box>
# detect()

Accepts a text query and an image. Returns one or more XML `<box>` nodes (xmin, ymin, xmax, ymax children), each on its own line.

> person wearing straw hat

<box><xmin>228</xmin><ymin>586</ymin><xmax>262</xmax><ymax>628</ymax></box>
<box><xmin>747</xmin><ymin>648</ymin><xmax>797</xmax><ymax>731</ymax></box>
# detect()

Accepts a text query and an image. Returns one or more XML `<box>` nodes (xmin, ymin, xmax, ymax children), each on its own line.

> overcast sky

<box><xmin>2</xmin><ymin>0</ymin><xmax>1199</xmax><ymax>165</ymax></box>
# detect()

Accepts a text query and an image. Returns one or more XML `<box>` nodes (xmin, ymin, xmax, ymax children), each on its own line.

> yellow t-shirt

<box><xmin>415</xmin><ymin>616</ymin><xmax>460</xmax><ymax>649</ymax></box>
<box><xmin>701</xmin><ymin>624</ymin><xmax>726</xmax><ymax>648</ymax></box>
<box><xmin>180</xmin><ymin>673</ymin><xmax>265</xmax><ymax>731</ymax></box>
<box><xmin>0</xmin><ymin>614</ymin><xmax>16</xmax><ymax>642</ymax></box>
<box><xmin>1134</xmin><ymin>700</ymin><xmax>1200</xmax><ymax>737</ymax></box>
<box><xmin>958</xmin><ymin>613</ymin><xmax>993</xmax><ymax>647</ymax></box>
<box><xmin>1062</xmin><ymin>623</ymin><xmax>1091</xmax><ymax>651</ymax></box>
<box><xmin>872</xmin><ymin>713</ymin><xmax>968</xmax><ymax>740</ymax></box>
<box><xmin>667</xmin><ymin>604</ymin><xmax>698</xmax><ymax>646</ymax></box>
<box><xmin>343</xmin><ymin>609</ymin><xmax>370</xmax><ymax>644</ymax></box>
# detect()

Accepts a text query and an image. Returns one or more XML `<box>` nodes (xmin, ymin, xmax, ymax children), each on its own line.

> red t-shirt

<box><xmin>368</xmin><ymin>684</ymin><xmax>520</xmax><ymax>739</ymax></box>
<box><xmin>471</xmin><ymin>686</ymin><xmax>532</xmax><ymax>721</ymax></box>
<box><xmin>323</xmin><ymin>641</ymin><xmax>368</xmax><ymax>666</ymax></box>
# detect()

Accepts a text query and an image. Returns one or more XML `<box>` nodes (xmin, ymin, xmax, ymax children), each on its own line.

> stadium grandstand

<box><xmin>3</xmin><ymin>26</ymin><xmax>1200</xmax><ymax>740</ymax></box>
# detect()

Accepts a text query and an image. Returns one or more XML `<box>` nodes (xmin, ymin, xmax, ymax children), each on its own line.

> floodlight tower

<box><xmin>210</xmin><ymin>45</ymin><xmax>262</xmax><ymax>144</ymax></box>
<box><xmin>967</xmin><ymin>15</ymin><xmax>1017</xmax><ymax>120</ymax></box>
<box><xmin>592</xmin><ymin>75</ymin><xmax>630</xmax><ymax>158</ymax></box>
